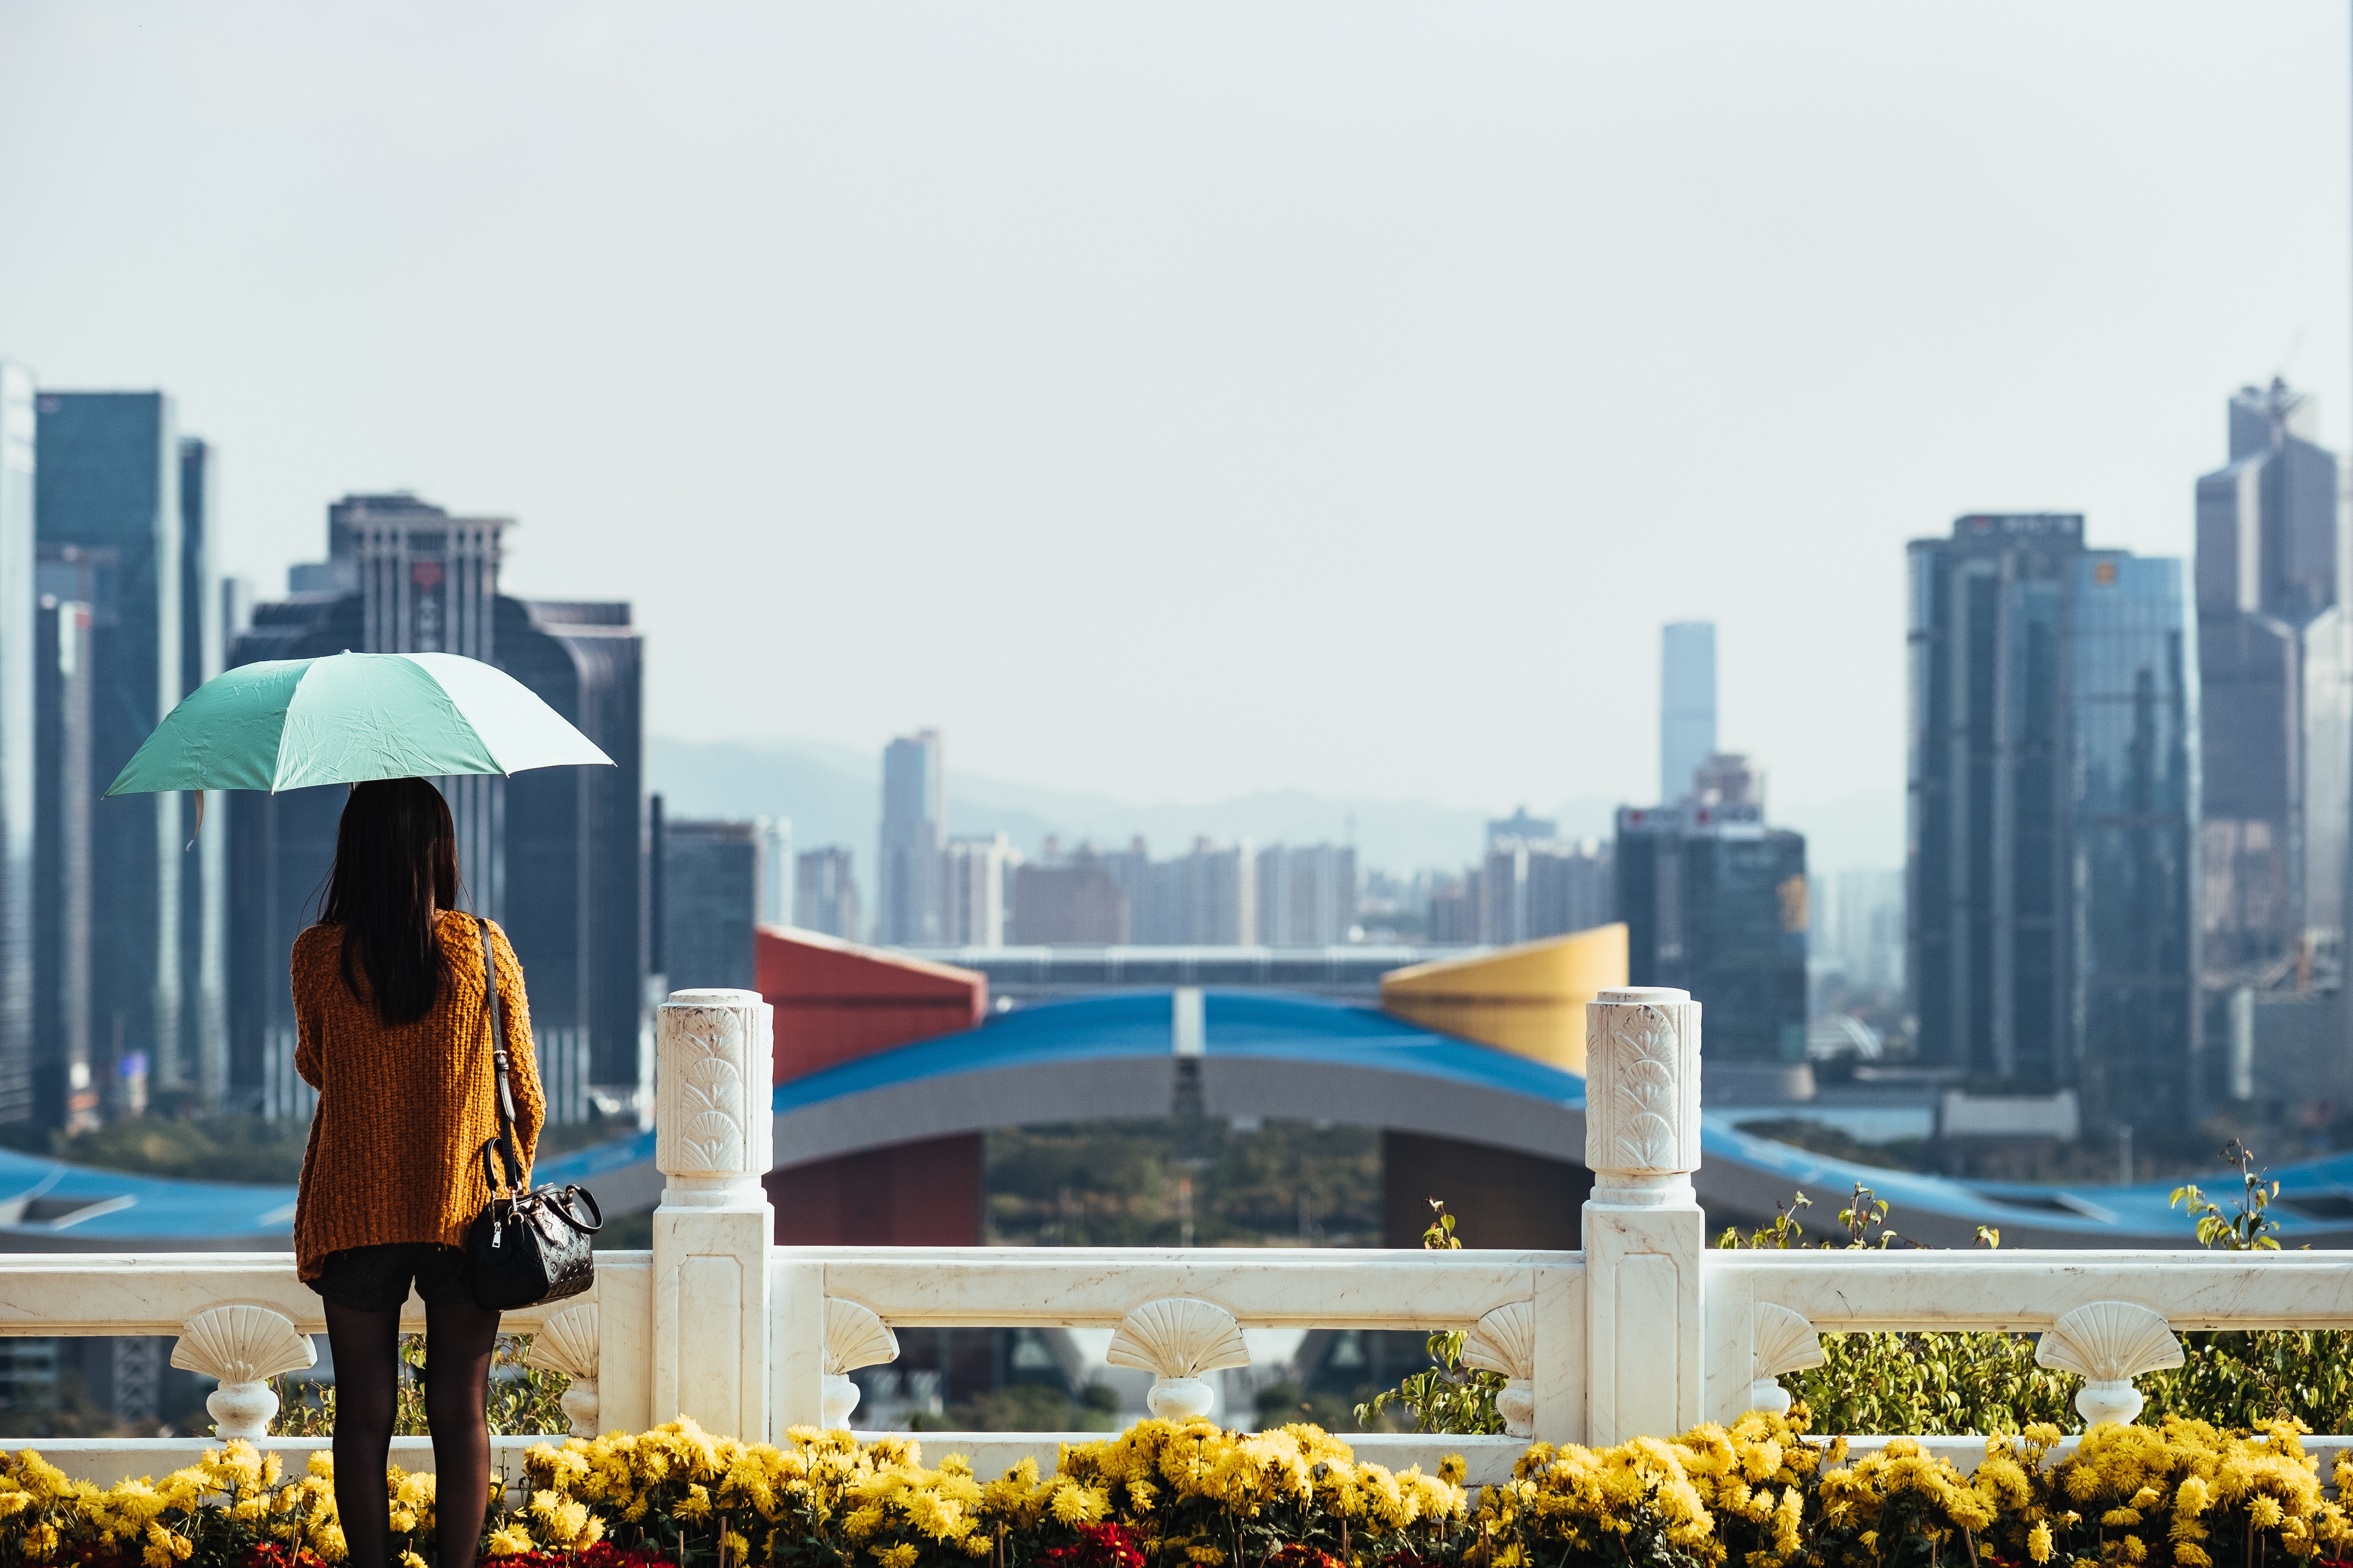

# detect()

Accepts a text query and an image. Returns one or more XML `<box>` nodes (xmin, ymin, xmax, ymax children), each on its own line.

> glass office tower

<box><xmin>176</xmin><ymin>438</ymin><xmax>226</xmax><ymax>1108</ymax></box>
<box><xmin>0</xmin><ymin>363</ymin><xmax>34</xmax><ymax>1126</ymax></box>
<box><xmin>2073</xmin><ymin>552</ymin><xmax>2199</xmax><ymax>1122</ymax></box>
<box><xmin>34</xmin><ymin>391</ymin><xmax>183</xmax><ymax>1105</ymax></box>
<box><xmin>877</xmin><ymin>730</ymin><xmax>945</xmax><ymax>946</ymax></box>
<box><xmin>2194</xmin><ymin>380</ymin><xmax>2348</xmax><ymax>995</ymax></box>
<box><xmin>1660</xmin><ymin>621</ymin><xmax>1716</xmax><ymax>804</ymax></box>
<box><xmin>228</xmin><ymin>495</ymin><xmax>646</xmax><ymax>1121</ymax></box>
<box><xmin>1907</xmin><ymin>514</ymin><xmax>2198</xmax><ymax>1127</ymax></box>
<box><xmin>1616</xmin><ymin>752</ymin><xmax>1808</xmax><ymax>1064</ymax></box>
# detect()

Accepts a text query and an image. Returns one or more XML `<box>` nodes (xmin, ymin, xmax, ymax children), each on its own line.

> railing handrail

<box><xmin>1709</xmin><ymin>1247</ymin><xmax>2353</xmax><ymax>1330</ymax></box>
<box><xmin>0</xmin><ymin>986</ymin><xmax>2338</xmax><ymax>1458</ymax></box>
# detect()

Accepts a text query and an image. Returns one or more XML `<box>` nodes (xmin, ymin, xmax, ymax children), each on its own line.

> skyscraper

<box><xmin>229</xmin><ymin>494</ymin><xmax>646</xmax><ymax>1119</ymax></box>
<box><xmin>794</xmin><ymin>847</ymin><xmax>862</xmax><ymax>940</ymax></box>
<box><xmin>1007</xmin><ymin>856</ymin><xmax>1129</xmax><ymax>945</ymax></box>
<box><xmin>1907</xmin><ymin>513</ymin><xmax>2197</xmax><ymax>1125</ymax></box>
<box><xmin>659</xmin><ymin>818</ymin><xmax>760</xmax><ymax>992</ymax></box>
<box><xmin>176</xmin><ymin>438</ymin><xmax>226</xmax><ymax>1108</ymax></box>
<box><xmin>1134</xmin><ymin>846</ymin><xmax>1261</xmax><ymax>945</ymax></box>
<box><xmin>1816</xmin><ymin>869</ymin><xmax>1903</xmax><ymax>991</ymax></box>
<box><xmin>1480</xmin><ymin>837</ymin><xmax>1614</xmax><ymax>946</ymax></box>
<box><xmin>877</xmin><ymin>730</ymin><xmax>945</xmax><ymax>946</ymax></box>
<box><xmin>1257</xmin><ymin>844</ymin><xmax>1352</xmax><ymax>946</ymax></box>
<box><xmin>1660</xmin><ymin>621</ymin><xmax>1717</xmax><ymax>803</ymax></box>
<box><xmin>1616</xmin><ymin>755</ymin><xmax>1807</xmax><ymax>1062</ymax></box>
<box><xmin>0</xmin><ymin>363</ymin><xmax>33</xmax><ymax>1126</ymax></box>
<box><xmin>754</xmin><ymin>817</ymin><xmax>792</xmax><ymax>927</ymax></box>
<box><xmin>32</xmin><ymin>592</ymin><xmax>93</xmax><ymax>1131</ymax></box>
<box><xmin>35</xmin><ymin>392</ymin><xmax>183</xmax><ymax>1100</ymax></box>
<box><xmin>2194</xmin><ymin>380</ymin><xmax>2349</xmax><ymax>994</ymax></box>
<box><xmin>944</xmin><ymin>833</ymin><xmax>1018</xmax><ymax>946</ymax></box>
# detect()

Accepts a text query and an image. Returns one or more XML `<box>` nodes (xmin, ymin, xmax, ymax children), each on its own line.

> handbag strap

<box><xmin>475</xmin><ymin>916</ymin><xmax>526</xmax><ymax>1195</ymax></box>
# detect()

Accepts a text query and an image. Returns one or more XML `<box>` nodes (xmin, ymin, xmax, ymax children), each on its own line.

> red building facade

<box><xmin>756</xmin><ymin>927</ymin><xmax>989</xmax><ymax>1245</ymax></box>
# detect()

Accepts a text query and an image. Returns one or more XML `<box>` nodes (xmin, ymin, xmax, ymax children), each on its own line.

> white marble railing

<box><xmin>6</xmin><ymin>984</ymin><xmax>2351</xmax><ymax>1492</ymax></box>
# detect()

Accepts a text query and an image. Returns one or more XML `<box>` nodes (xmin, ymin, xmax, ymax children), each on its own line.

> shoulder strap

<box><xmin>476</xmin><ymin>916</ymin><xmax>525</xmax><ymax>1194</ymax></box>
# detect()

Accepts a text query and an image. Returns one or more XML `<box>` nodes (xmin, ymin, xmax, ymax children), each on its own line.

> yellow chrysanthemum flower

<box><xmin>486</xmin><ymin>1525</ymin><xmax>536</xmax><ymax>1557</ymax></box>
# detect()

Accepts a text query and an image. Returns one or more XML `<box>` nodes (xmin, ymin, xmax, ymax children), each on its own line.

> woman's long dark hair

<box><xmin>321</xmin><ymin>778</ymin><xmax>461</xmax><ymax>1026</ymax></box>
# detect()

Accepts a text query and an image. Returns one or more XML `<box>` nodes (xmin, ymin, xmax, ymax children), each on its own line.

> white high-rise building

<box><xmin>753</xmin><ymin>817</ymin><xmax>792</xmax><ymax>927</ymax></box>
<box><xmin>1661</xmin><ymin>621</ymin><xmax>1717</xmax><ymax>804</ymax></box>
<box><xmin>944</xmin><ymin>832</ymin><xmax>1020</xmax><ymax>947</ymax></box>
<box><xmin>1256</xmin><ymin>844</ymin><xmax>1356</xmax><ymax>946</ymax></box>
<box><xmin>1132</xmin><ymin>838</ymin><xmax>1254</xmax><ymax>945</ymax></box>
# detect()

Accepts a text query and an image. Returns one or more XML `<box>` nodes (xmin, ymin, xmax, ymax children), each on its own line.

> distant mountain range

<box><xmin>646</xmin><ymin>736</ymin><xmax>1901</xmax><ymax>877</ymax></box>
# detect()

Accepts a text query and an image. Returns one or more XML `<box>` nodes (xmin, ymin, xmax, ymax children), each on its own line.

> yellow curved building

<box><xmin>1378</xmin><ymin>923</ymin><xmax>1628</xmax><ymax>1075</ymax></box>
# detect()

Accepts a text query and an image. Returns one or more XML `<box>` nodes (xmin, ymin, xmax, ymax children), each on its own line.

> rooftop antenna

<box><xmin>2275</xmin><ymin>328</ymin><xmax>2305</xmax><ymax>385</ymax></box>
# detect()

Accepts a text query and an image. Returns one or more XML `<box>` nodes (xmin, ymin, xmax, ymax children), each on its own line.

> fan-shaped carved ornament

<box><xmin>2035</xmin><ymin>1302</ymin><xmax>2183</xmax><ymax>1381</ymax></box>
<box><xmin>1753</xmin><ymin>1304</ymin><xmax>1825</xmax><ymax>1378</ymax></box>
<box><xmin>825</xmin><ymin>1298</ymin><xmax>899</xmax><ymax>1376</ymax></box>
<box><xmin>1461</xmin><ymin>1301</ymin><xmax>1535</xmax><ymax>1381</ymax></box>
<box><xmin>1106</xmin><ymin>1298</ymin><xmax>1250</xmax><ymax>1379</ymax></box>
<box><xmin>524</xmin><ymin>1305</ymin><xmax>600</xmax><ymax>1381</ymax></box>
<box><xmin>171</xmin><ymin>1305</ymin><xmax>317</xmax><ymax>1385</ymax></box>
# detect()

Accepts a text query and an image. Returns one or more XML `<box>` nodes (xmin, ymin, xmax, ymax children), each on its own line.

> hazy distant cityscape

<box><xmin>0</xmin><ymin>371</ymin><xmax>2344</xmax><ymax>1179</ymax></box>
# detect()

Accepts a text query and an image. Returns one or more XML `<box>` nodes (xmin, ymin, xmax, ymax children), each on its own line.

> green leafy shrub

<box><xmin>1718</xmin><ymin>1148</ymin><xmax>2353</xmax><ymax>1436</ymax></box>
<box><xmin>270</xmin><ymin>1334</ymin><xmax>570</xmax><ymax>1439</ymax></box>
<box><xmin>1354</xmin><ymin>1203</ymin><xmax>1506</xmax><ymax>1436</ymax></box>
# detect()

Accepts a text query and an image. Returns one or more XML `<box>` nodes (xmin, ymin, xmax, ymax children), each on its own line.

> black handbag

<box><xmin>465</xmin><ymin>916</ymin><xmax>602</xmax><ymax>1312</ymax></box>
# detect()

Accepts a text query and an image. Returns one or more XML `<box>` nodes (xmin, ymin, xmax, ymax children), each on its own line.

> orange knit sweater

<box><xmin>292</xmin><ymin>909</ymin><xmax>545</xmax><ymax>1281</ymax></box>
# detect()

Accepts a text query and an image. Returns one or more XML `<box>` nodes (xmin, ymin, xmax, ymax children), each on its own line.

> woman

<box><xmin>294</xmin><ymin>778</ymin><xmax>546</xmax><ymax>1568</ymax></box>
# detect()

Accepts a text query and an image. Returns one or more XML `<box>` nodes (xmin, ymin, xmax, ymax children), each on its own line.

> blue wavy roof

<box><xmin>3</xmin><ymin>988</ymin><xmax>2344</xmax><ymax>1246</ymax></box>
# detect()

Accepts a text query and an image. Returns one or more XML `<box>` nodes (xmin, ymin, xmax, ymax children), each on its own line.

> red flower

<box><xmin>1266</xmin><ymin>1547</ymin><xmax>1346</xmax><ymax>1568</ymax></box>
<box><xmin>238</xmin><ymin>1545</ymin><xmax>331</xmax><ymax>1568</ymax></box>
<box><xmin>1037</xmin><ymin>1523</ymin><xmax>1148</xmax><ymax>1568</ymax></box>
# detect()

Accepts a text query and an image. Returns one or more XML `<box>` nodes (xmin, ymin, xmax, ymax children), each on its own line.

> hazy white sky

<box><xmin>3</xmin><ymin>4</ymin><xmax>2347</xmax><ymax>853</ymax></box>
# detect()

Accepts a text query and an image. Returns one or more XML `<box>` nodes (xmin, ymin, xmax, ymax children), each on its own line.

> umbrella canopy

<box><xmin>106</xmin><ymin>651</ymin><xmax>614</xmax><ymax>796</ymax></box>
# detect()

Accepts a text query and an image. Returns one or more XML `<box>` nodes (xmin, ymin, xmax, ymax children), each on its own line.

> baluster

<box><xmin>822</xmin><ymin>1298</ymin><xmax>899</xmax><ymax>1430</ymax></box>
<box><xmin>1748</xmin><ymin>1305</ymin><xmax>1823</xmax><ymax>1417</ymax></box>
<box><xmin>1106</xmin><ymin>1298</ymin><xmax>1250</xmax><ymax>1421</ymax></box>
<box><xmin>1462</xmin><ymin>1301</ymin><xmax>1536</xmax><ymax>1438</ymax></box>
<box><xmin>523</xmin><ymin>1304</ymin><xmax>602</xmax><ymax>1436</ymax></box>
<box><xmin>2036</xmin><ymin>1301</ymin><xmax>2183</xmax><ymax>1425</ymax></box>
<box><xmin>653</xmin><ymin>988</ymin><xmax>776</xmax><ymax>1440</ymax></box>
<box><xmin>1582</xmin><ymin>986</ymin><xmax>1704</xmax><ymax>1444</ymax></box>
<box><xmin>171</xmin><ymin>1305</ymin><xmax>316</xmax><ymax>1439</ymax></box>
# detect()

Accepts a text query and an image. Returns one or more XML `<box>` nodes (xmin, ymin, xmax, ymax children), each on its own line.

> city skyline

<box><xmin>2</xmin><ymin>7</ymin><xmax>2344</xmax><ymax>820</ymax></box>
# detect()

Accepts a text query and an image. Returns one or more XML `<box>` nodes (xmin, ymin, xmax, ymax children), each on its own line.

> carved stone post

<box><xmin>652</xmin><ymin>988</ymin><xmax>775</xmax><ymax>1440</ymax></box>
<box><xmin>1582</xmin><ymin>986</ymin><xmax>1704</xmax><ymax>1444</ymax></box>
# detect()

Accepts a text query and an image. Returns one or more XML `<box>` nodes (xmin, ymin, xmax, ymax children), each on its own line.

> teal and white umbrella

<box><xmin>106</xmin><ymin>651</ymin><xmax>614</xmax><ymax>797</ymax></box>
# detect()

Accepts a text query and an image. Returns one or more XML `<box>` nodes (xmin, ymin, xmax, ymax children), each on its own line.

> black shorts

<box><xmin>308</xmin><ymin>1243</ymin><xmax>474</xmax><ymax>1313</ymax></box>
